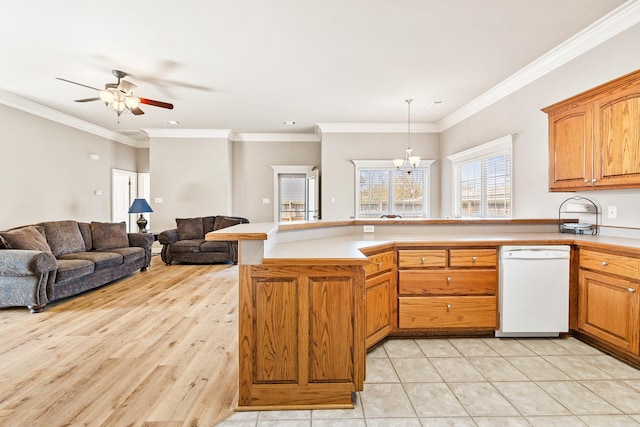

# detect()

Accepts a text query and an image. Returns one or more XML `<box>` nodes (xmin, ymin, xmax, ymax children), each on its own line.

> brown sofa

<box><xmin>158</xmin><ymin>215</ymin><xmax>249</xmax><ymax>265</ymax></box>
<box><xmin>0</xmin><ymin>220</ymin><xmax>153</xmax><ymax>313</ymax></box>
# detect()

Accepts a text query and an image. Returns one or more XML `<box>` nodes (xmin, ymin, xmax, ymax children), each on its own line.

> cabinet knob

<box><xmin>629</xmin><ymin>288</ymin><xmax>636</xmax><ymax>293</ymax></box>
<box><xmin>584</xmin><ymin>179</ymin><xmax>590</xmax><ymax>183</ymax></box>
<box><xmin>377</xmin><ymin>262</ymin><xmax>383</xmax><ymax>267</ymax></box>
<box><xmin>472</xmin><ymin>256</ymin><xmax>478</xmax><ymax>262</ymax></box>
<box><xmin>421</xmin><ymin>257</ymin><xmax>426</xmax><ymax>263</ymax></box>
<box><xmin>601</xmin><ymin>261</ymin><xmax>608</xmax><ymax>266</ymax></box>
<box><xmin>446</xmin><ymin>276</ymin><xmax>452</xmax><ymax>283</ymax></box>
<box><xmin>592</xmin><ymin>178</ymin><xmax>597</xmax><ymax>183</ymax></box>
<box><xmin>447</xmin><ymin>303</ymin><xmax>452</xmax><ymax>311</ymax></box>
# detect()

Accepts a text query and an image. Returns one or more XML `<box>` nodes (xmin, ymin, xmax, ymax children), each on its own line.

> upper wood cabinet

<box><xmin>543</xmin><ymin>69</ymin><xmax>640</xmax><ymax>191</ymax></box>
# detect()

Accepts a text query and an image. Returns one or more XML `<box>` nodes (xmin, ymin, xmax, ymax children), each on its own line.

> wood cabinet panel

<box><xmin>398</xmin><ymin>249</ymin><xmax>447</xmax><ymax>268</ymax></box>
<box><xmin>254</xmin><ymin>278</ymin><xmax>299</xmax><ymax>383</ymax></box>
<box><xmin>399</xmin><ymin>296</ymin><xmax>497</xmax><ymax>329</ymax></box>
<box><xmin>309</xmin><ymin>277</ymin><xmax>355</xmax><ymax>382</ymax></box>
<box><xmin>399</xmin><ymin>270</ymin><xmax>496</xmax><ymax>295</ymax></box>
<box><xmin>449</xmin><ymin>249</ymin><xmax>497</xmax><ymax>268</ymax></box>
<box><xmin>579</xmin><ymin>270</ymin><xmax>639</xmax><ymax>353</ymax></box>
<box><xmin>580</xmin><ymin>249</ymin><xmax>640</xmax><ymax>280</ymax></box>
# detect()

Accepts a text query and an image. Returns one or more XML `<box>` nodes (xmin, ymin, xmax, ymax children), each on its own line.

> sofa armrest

<box><xmin>127</xmin><ymin>233</ymin><xmax>154</xmax><ymax>248</ymax></box>
<box><xmin>0</xmin><ymin>250</ymin><xmax>57</xmax><ymax>276</ymax></box>
<box><xmin>158</xmin><ymin>229</ymin><xmax>179</xmax><ymax>245</ymax></box>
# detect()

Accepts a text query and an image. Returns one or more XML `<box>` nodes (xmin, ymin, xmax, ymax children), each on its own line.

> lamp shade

<box><xmin>128</xmin><ymin>198</ymin><xmax>153</xmax><ymax>214</ymax></box>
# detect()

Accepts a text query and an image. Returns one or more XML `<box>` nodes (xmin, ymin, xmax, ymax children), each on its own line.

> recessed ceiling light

<box><xmin>166</xmin><ymin>120</ymin><xmax>180</xmax><ymax>125</ymax></box>
<box><xmin>283</xmin><ymin>121</ymin><xmax>296</xmax><ymax>125</ymax></box>
<box><xmin>429</xmin><ymin>101</ymin><xmax>444</xmax><ymax>109</ymax></box>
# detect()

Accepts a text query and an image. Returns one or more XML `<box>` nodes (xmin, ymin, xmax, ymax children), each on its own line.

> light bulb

<box><xmin>125</xmin><ymin>96</ymin><xmax>140</xmax><ymax>109</ymax></box>
<box><xmin>100</xmin><ymin>90</ymin><xmax>114</xmax><ymax>103</ymax></box>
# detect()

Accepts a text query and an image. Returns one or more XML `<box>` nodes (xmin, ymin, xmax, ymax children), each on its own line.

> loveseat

<box><xmin>0</xmin><ymin>220</ymin><xmax>153</xmax><ymax>313</ymax></box>
<box><xmin>158</xmin><ymin>215</ymin><xmax>249</xmax><ymax>265</ymax></box>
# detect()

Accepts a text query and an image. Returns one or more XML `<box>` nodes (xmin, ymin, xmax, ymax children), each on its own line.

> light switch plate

<box><xmin>363</xmin><ymin>225</ymin><xmax>375</xmax><ymax>233</ymax></box>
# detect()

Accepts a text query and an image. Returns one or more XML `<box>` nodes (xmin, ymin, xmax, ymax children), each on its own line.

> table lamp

<box><xmin>128</xmin><ymin>198</ymin><xmax>153</xmax><ymax>233</ymax></box>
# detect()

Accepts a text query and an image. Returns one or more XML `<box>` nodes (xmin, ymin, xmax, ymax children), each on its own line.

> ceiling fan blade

<box><xmin>55</xmin><ymin>77</ymin><xmax>101</xmax><ymax>91</ymax></box>
<box><xmin>130</xmin><ymin>107</ymin><xmax>145</xmax><ymax>115</ymax></box>
<box><xmin>74</xmin><ymin>97</ymin><xmax>101</xmax><ymax>103</ymax></box>
<box><xmin>117</xmin><ymin>79</ymin><xmax>137</xmax><ymax>94</ymax></box>
<box><xmin>139</xmin><ymin>98</ymin><xmax>174</xmax><ymax>110</ymax></box>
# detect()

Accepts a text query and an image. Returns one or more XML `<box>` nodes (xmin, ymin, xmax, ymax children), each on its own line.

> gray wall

<box><xmin>149</xmin><ymin>137</ymin><xmax>232</xmax><ymax>232</ymax></box>
<box><xmin>0</xmin><ymin>104</ymin><xmax>137</xmax><ymax>230</ymax></box>
<box><xmin>232</xmin><ymin>140</ymin><xmax>321</xmax><ymax>223</ymax></box>
<box><xmin>321</xmin><ymin>132</ymin><xmax>440</xmax><ymax>219</ymax></box>
<box><xmin>440</xmin><ymin>21</ymin><xmax>640</xmax><ymax>229</ymax></box>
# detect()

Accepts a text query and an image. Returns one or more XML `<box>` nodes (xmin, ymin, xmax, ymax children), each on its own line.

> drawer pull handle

<box><xmin>472</xmin><ymin>256</ymin><xmax>478</xmax><ymax>262</ymax></box>
<box><xmin>629</xmin><ymin>288</ymin><xmax>636</xmax><ymax>293</ymax></box>
<box><xmin>377</xmin><ymin>262</ymin><xmax>383</xmax><ymax>267</ymax></box>
<box><xmin>446</xmin><ymin>276</ymin><xmax>452</xmax><ymax>283</ymax></box>
<box><xmin>421</xmin><ymin>257</ymin><xmax>426</xmax><ymax>263</ymax></box>
<box><xmin>447</xmin><ymin>303</ymin><xmax>452</xmax><ymax>311</ymax></box>
<box><xmin>601</xmin><ymin>261</ymin><xmax>608</xmax><ymax>266</ymax></box>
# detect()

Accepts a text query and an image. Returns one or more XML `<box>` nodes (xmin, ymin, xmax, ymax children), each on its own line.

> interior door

<box><xmin>111</xmin><ymin>169</ymin><xmax>137</xmax><ymax>232</ymax></box>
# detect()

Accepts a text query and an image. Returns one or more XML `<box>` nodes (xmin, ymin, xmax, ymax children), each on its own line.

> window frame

<box><xmin>447</xmin><ymin>135</ymin><xmax>513</xmax><ymax>218</ymax></box>
<box><xmin>353</xmin><ymin>159</ymin><xmax>434</xmax><ymax>219</ymax></box>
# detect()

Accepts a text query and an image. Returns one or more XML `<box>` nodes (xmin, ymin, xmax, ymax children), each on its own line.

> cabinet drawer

<box><xmin>449</xmin><ymin>249</ymin><xmax>497</xmax><ymax>268</ymax></box>
<box><xmin>399</xmin><ymin>270</ymin><xmax>497</xmax><ymax>295</ymax></box>
<box><xmin>580</xmin><ymin>249</ymin><xmax>640</xmax><ymax>280</ymax></box>
<box><xmin>398</xmin><ymin>250</ymin><xmax>447</xmax><ymax>268</ymax></box>
<box><xmin>364</xmin><ymin>251</ymin><xmax>395</xmax><ymax>277</ymax></box>
<box><xmin>399</xmin><ymin>296</ymin><xmax>497</xmax><ymax>329</ymax></box>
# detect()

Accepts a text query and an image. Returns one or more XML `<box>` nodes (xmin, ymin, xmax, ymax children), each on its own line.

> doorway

<box><xmin>272</xmin><ymin>166</ymin><xmax>319</xmax><ymax>222</ymax></box>
<box><xmin>111</xmin><ymin>169</ymin><xmax>151</xmax><ymax>232</ymax></box>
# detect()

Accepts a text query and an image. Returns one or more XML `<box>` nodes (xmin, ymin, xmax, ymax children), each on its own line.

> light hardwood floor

<box><xmin>0</xmin><ymin>256</ymin><xmax>239</xmax><ymax>426</ymax></box>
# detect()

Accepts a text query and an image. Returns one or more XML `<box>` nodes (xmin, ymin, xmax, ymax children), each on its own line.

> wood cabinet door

<box><xmin>546</xmin><ymin>101</ymin><xmax>593</xmax><ymax>191</ymax></box>
<box><xmin>578</xmin><ymin>270</ymin><xmax>639</xmax><ymax>354</ymax></box>
<box><xmin>365</xmin><ymin>271</ymin><xmax>397</xmax><ymax>349</ymax></box>
<box><xmin>593</xmin><ymin>79</ymin><xmax>640</xmax><ymax>189</ymax></box>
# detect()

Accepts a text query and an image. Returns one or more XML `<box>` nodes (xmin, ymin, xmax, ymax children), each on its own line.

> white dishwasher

<box><xmin>496</xmin><ymin>245</ymin><xmax>570</xmax><ymax>337</ymax></box>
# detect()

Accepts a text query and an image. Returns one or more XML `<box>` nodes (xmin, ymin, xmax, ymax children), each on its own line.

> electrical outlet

<box><xmin>607</xmin><ymin>206</ymin><xmax>617</xmax><ymax>219</ymax></box>
<box><xmin>363</xmin><ymin>225</ymin><xmax>375</xmax><ymax>233</ymax></box>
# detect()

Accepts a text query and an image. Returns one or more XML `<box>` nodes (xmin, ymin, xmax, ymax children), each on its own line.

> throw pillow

<box><xmin>91</xmin><ymin>222</ymin><xmax>129</xmax><ymax>250</ymax></box>
<box><xmin>0</xmin><ymin>226</ymin><xmax>52</xmax><ymax>254</ymax></box>
<box><xmin>41</xmin><ymin>220</ymin><xmax>86</xmax><ymax>257</ymax></box>
<box><xmin>219</xmin><ymin>217</ymin><xmax>243</xmax><ymax>230</ymax></box>
<box><xmin>176</xmin><ymin>218</ymin><xmax>204</xmax><ymax>240</ymax></box>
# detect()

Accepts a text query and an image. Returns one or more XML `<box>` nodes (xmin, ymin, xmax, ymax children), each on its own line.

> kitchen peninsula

<box><xmin>207</xmin><ymin>219</ymin><xmax>640</xmax><ymax>410</ymax></box>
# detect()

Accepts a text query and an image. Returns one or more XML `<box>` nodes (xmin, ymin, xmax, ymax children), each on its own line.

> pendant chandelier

<box><xmin>393</xmin><ymin>98</ymin><xmax>421</xmax><ymax>173</ymax></box>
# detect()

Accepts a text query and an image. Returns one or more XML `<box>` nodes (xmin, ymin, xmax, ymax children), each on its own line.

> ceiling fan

<box><xmin>56</xmin><ymin>69</ymin><xmax>174</xmax><ymax>119</ymax></box>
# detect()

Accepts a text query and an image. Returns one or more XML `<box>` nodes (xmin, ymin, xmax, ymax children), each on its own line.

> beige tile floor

<box><xmin>219</xmin><ymin>337</ymin><xmax>640</xmax><ymax>426</ymax></box>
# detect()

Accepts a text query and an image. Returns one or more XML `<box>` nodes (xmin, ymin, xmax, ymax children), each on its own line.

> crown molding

<box><xmin>437</xmin><ymin>0</ymin><xmax>640</xmax><ymax>132</ymax></box>
<box><xmin>141</xmin><ymin>128</ymin><xmax>231</xmax><ymax>139</ymax></box>
<box><xmin>316</xmin><ymin>122</ymin><xmax>440</xmax><ymax>134</ymax></box>
<box><xmin>231</xmin><ymin>132</ymin><xmax>321</xmax><ymax>142</ymax></box>
<box><xmin>0</xmin><ymin>89</ymin><xmax>141</xmax><ymax>147</ymax></box>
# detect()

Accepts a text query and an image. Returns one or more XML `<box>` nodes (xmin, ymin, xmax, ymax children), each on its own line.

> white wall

<box><xmin>440</xmin><ymin>22</ymin><xmax>640</xmax><ymax>230</ymax></box>
<box><xmin>0</xmin><ymin>104</ymin><xmax>138</xmax><ymax>230</ymax></box>
<box><xmin>232</xmin><ymin>140</ymin><xmax>321</xmax><ymax>223</ymax></box>
<box><xmin>321</xmin><ymin>132</ymin><xmax>440</xmax><ymax>219</ymax></box>
<box><xmin>149</xmin><ymin>137</ymin><xmax>232</xmax><ymax>232</ymax></box>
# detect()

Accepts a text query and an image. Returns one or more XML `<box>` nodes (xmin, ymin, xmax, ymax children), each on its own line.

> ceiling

<box><xmin>0</xmin><ymin>0</ymin><xmax>635</xmax><ymax>146</ymax></box>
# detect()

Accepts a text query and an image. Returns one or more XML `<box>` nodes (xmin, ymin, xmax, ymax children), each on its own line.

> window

<box><xmin>353</xmin><ymin>160</ymin><xmax>433</xmax><ymax>218</ymax></box>
<box><xmin>448</xmin><ymin>135</ymin><xmax>512</xmax><ymax>218</ymax></box>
